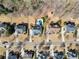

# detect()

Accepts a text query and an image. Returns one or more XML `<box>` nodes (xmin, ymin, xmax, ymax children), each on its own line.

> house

<box><xmin>0</xmin><ymin>22</ymin><xmax>7</xmax><ymax>35</ymax></box>
<box><xmin>53</xmin><ymin>50</ymin><xmax>64</xmax><ymax>59</ymax></box>
<box><xmin>36</xmin><ymin>50</ymin><xmax>50</xmax><ymax>59</ymax></box>
<box><xmin>64</xmin><ymin>21</ymin><xmax>76</xmax><ymax>41</ymax></box>
<box><xmin>15</xmin><ymin>23</ymin><xmax>28</xmax><ymax>35</ymax></box>
<box><xmin>46</xmin><ymin>21</ymin><xmax>61</xmax><ymax>42</ymax></box>
<box><xmin>65</xmin><ymin>21</ymin><xmax>76</xmax><ymax>33</ymax></box>
<box><xmin>30</xmin><ymin>25</ymin><xmax>42</xmax><ymax>36</ymax></box>
<box><xmin>67</xmin><ymin>49</ymin><xmax>78</xmax><ymax>59</ymax></box>
<box><xmin>48</xmin><ymin>21</ymin><xmax>61</xmax><ymax>34</ymax></box>
<box><xmin>30</xmin><ymin>18</ymin><xmax>43</xmax><ymax>36</ymax></box>
<box><xmin>0</xmin><ymin>22</ymin><xmax>11</xmax><ymax>36</ymax></box>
